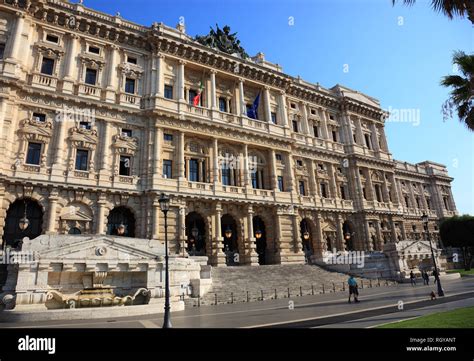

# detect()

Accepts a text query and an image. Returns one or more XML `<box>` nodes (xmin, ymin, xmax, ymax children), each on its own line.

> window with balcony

<box><xmin>163</xmin><ymin>159</ymin><xmax>172</xmax><ymax>179</ymax></box>
<box><xmin>46</xmin><ymin>34</ymin><xmax>59</xmax><ymax>44</ymax></box>
<box><xmin>188</xmin><ymin>89</ymin><xmax>198</xmax><ymax>105</ymax></box>
<box><xmin>40</xmin><ymin>57</ymin><xmax>55</xmax><ymax>75</ymax></box>
<box><xmin>251</xmin><ymin>169</ymin><xmax>264</xmax><ymax>189</ymax></box>
<box><xmin>313</xmin><ymin>125</ymin><xmax>319</xmax><ymax>138</ymax></box>
<box><xmin>26</xmin><ymin>142</ymin><xmax>41</xmax><ymax>165</ymax></box>
<box><xmin>164</xmin><ymin>133</ymin><xmax>173</xmax><ymax>142</ymax></box>
<box><xmin>271</xmin><ymin>112</ymin><xmax>277</xmax><ymax>124</ymax></box>
<box><xmin>75</xmin><ymin>149</ymin><xmax>89</xmax><ymax>171</ymax></box>
<box><xmin>189</xmin><ymin>158</ymin><xmax>199</xmax><ymax>182</ymax></box>
<box><xmin>119</xmin><ymin>156</ymin><xmax>131</xmax><ymax>176</ymax></box>
<box><xmin>85</xmin><ymin>68</ymin><xmax>97</xmax><ymax>85</ymax></box>
<box><xmin>219</xmin><ymin>97</ymin><xmax>227</xmax><ymax>112</ymax></box>
<box><xmin>278</xmin><ymin>176</ymin><xmax>284</xmax><ymax>192</ymax></box>
<box><xmin>221</xmin><ymin>167</ymin><xmax>231</xmax><ymax>186</ymax></box>
<box><xmin>292</xmin><ymin>120</ymin><xmax>299</xmax><ymax>133</ymax></box>
<box><xmin>340</xmin><ymin>185</ymin><xmax>347</xmax><ymax>200</ymax></box>
<box><xmin>164</xmin><ymin>85</ymin><xmax>173</xmax><ymax>99</ymax></box>
<box><xmin>364</xmin><ymin>133</ymin><xmax>372</xmax><ymax>149</ymax></box>
<box><xmin>125</xmin><ymin>78</ymin><xmax>136</xmax><ymax>94</ymax></box>
<box><xmin>299</xmin><ymin>181</ymin><xmax>306</xmax><ymax>196</ymax></box>
<box><xmin>320</xmin><ymin>183</ymin><xmax>328</xmax><ymax>198</ymax></box>
<box><xmin>375</xmin><ymin>184</ymin><xmax>382</xmax><ymax>202</ymax></box>
<box><xmin>32</xmin><ymin>112</ymin><xmax>46</xmax><ymax>122</ymax></box>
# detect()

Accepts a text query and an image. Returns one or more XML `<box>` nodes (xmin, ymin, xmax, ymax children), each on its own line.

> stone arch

<box><xmin>342</xmin><ymin>219</ymin><xmax>356</xmax><ymax>251</ymax></box>
<box><xmin>2</xmin><ymin>198</ymin><xmax>44</xmax><ymax>248</ymax></box>
<box><xmin>106</xmin><ymin>206</ymin><xmax>136</xmax><ymax>237</ymax></box>
<box><xmin>321</xmin><ymin>218</ymin><xmax>337</xmax><ymax>253</ymax></box>
<box><xmin>252</xmin><ymin>215</ymin><xmax>267</xmax><ymax>265</ymax></box>
<box><xmin>252</xmin><ymin>207</ymin><xmax>275</xmax><ymax>264</ymax></box>
<box><xmin>185</xmin><ymin>211</ymin><xmax>209</xmax><ymax>256</ymax></box>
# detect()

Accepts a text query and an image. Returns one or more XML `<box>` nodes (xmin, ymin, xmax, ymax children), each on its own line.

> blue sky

<box><xmin>78</xmin><ymin>0</ymin><xmax>473</xmax><ymax>214</ymax></box>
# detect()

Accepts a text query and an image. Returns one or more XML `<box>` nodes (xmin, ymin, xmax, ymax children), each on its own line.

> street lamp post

<box><xmin>422</xmin><ymin>213</ymin><xmax>444</xmax><ymax>297</ymax></box>
<box><xmin>159</xmin><ymin>193</ymin><xmax>172</xmax><ymax>328</ymax></box>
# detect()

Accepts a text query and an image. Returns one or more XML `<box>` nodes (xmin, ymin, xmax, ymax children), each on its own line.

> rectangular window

<box><xmin>340</xmin><ymin>186</ymin><xmax>346</xmax><ymax>200</ymax></box>
<box><xmin>26</xmin><ymin>142</ymin><xmax>41</xmax><ymax>165</ymax></box>
<box><xmin>313</xmin><ymin>126</ymin><xmax>319</xmax><ymax>138</ymax></box>
<box><xmin>85</xmin><ymin>68</ymin><xmax>97</xmax><ymax>85</ymax></box>
<box><xmin>188</xmin><ymin>89</ymin><xmax>198</xmax><ymax>105</ymax></box>
<box><xmin>127</xmin><ymin>56</ymin><xmax>137</xmax><ymax>64</ymax></box>
<box><xmin>219</xmin><ymin>97</ymin><xmax>227</xmax><ymax>112</ymax></box>
<box><xmin>364</xmin><ymin>134</ymin><xmax>372</xmax><ymax>149</ymax></box>
<box><xmin>0</xmin><ymin>43</ymin><xmax>5</xmax><ymax>59</ymax></box>
<box><xmin>75</xmin><ymin>149</ymin><xmax>89</xmax><ymax>171</ymax></box>
<box><xmin>79</xmin><ymin>121</ymin><xmax>91</xmax><ymax>130</ymax></box>
<box><xmin>125</xmin><ymin>78</ymin><xmax>136</xmax><ymax>94</ymax></box>
<box><xmin>46</xmin><ymin>34</ymin><xmax>59</xmax><ymax>43</ymax></box>
<box><xmin>278</xmin><ymin>176</ymin><xmax>284</xmax><ymax>192</ymax></box>
<box><xmin>32</xmin><ymin>112</ymin><xmax>46</xmax><ymax>122</ymax></box>
<box><xmin>251</xmin><ymin>171</ymin><xmax>258</xmax><ymax>189</ymax></box>
<box><xmin>164</xmin><ymin>133</ymin><xmax>173</xmax><ymax>142</ymax></box>
<box><xmin>221</xmin><ymin>167</ymin><xmax>231</xmax><ymax>186</ymax></box>
<box><xmin>163</xmin><ymin>160</ymin><xmax>172</xmax><ymax>179</ymax></box>
<box><xmin>443</xmin><ymin>197</ymin><xmax>449</xmax><ymax>210</ymax></box>
<box><xmin>353</xmin><ymin>133</ymin><xmax>357</xmax><ymax>143</ymax></box>
<box><xmin>320</xmin><ymin>183</ymin><xmax>328</xmax><ymax>198</ymax></box>
<box><xmin>121</xmin><ymin>129</ymin><xmax>132</xmax><ymax>137</ymax></box>
<box><xmin>292</xmin><ymin>120</ymin><xmax>299</xmax><ymax>133</ymax></box>
<box><xmin>404</xmin><ymin>196</ymin><xmax>410</xmax><ymax>208</ymax></box>
<box><xmin>164</xmin><ymin>85</ymin><xmax>173</xmax><ymax>99</ymax></box>
<box><xmin>271</xmin><ymin>112</ymin><xmax>277</xmax><ymax>124</ymax></box>
<box><xmin>296</xmin><ymin>160</ymin><xmax>303</xmax><ymax>167</ymax></box>
<box><xmin>332</xmin><ymin>130</ymin><xmax>337</xmax><ymax>142</ymax></box>
<box><xmin>40</xmin><ymin>57</ymin><xmax>55</xmax><ymax>75</ymax></box>
<box><xmin>375</xmin><ymin>185</ymin><xmax>382</xmax><ymax>202</ymax></box>
<box><xmin>427</xmin><ymin>199</ymin><xmax>431</xmax><ymax>210</ymax></box>
<box><xmin>275</xmin><ymin>154</ymin><xmax>282</xmax><ymax>161</ymax></box>
<box><xmin>329</xmin><ymin>114</ymin><xmax>335</xmax><ymax>120</ymax></box>
<box><xmin>299</xmin><ymin>181</ymin><xmax>306</xmax><ymax>196</ymax></box>
<box><xmin>363</xmin><ymin>187</ymin><xmax>367</xmax><ymax>200</ymax></box>
<box><xmin>189</xmin><ymin>158</ymin><xmax>199</xmax><ymax>182</ymax></box>
<box><xmin>119</xmin><ymin>156</ymin><xmax>131</xmax><ymax>176</ymax></box>
<box><xmin>415</xmin><ymin>197</ymin><xmax>421</xmax><ymax>209</ymax></box>
<box><xmin>88</xmin><ymin>46</ymin><xmax>100</xmax><ymax>55</ymax></box>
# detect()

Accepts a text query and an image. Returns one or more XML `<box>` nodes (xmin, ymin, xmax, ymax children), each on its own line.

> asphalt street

<box><xmin>1</xmin><ymin>277</ymin><xmax>473</xmax><ymax>329</ymax></box>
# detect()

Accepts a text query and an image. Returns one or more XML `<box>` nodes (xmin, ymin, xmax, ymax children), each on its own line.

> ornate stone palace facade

<box><xmin>0</xmin><ymin>0</ymin><xmax>458</xmax><ymax>267</ymax></box>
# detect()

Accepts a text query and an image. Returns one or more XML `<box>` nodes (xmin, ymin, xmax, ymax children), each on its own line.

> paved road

<box><xmin>1</xmin><ymin>278</ymin><xmax>473</xmax><ymax>328</ymax></box>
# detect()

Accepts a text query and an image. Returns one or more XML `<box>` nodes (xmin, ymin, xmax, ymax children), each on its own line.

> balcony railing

<box><xmin>31</xmin><ymin>73</ymin><xmax>57</xmax><ymax>89</ymax></box>
<box><xmin>78</xmin><ymin>83</ymin><xmax>101</xmax><ymax>98</ymax></box>
<box><xmin>120</xmin><ymin>92</ymin><xmax>141</xmax><ymax>107</ymax></box>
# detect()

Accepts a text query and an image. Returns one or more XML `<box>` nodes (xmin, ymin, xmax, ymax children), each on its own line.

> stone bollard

<box><xmin>311</xmin><ymin>285</ymin><xmax>314</xmax><ymax>295</ymax></box>
<box><xmin>215</xmin><ymin>293</ymin><xmax>218</xmax><ymax>305</ymax></box>
<box><xmin>274</xmin><ymin>289</ymin><xmax>277</xmax><ymax>299</ymax></box>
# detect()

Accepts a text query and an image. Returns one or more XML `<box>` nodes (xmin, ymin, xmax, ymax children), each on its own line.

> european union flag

<box><xmin>247</xmin><ymin>92</ymin><xmax>261</xmax><ymax>119</ymax></box>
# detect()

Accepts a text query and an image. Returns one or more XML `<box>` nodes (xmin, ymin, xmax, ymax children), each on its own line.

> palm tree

<box><xmin>392</xmin><ymin>0</ymin><xmax>474</xmax><ymax>23</ymax></box>
<box><xmin>441</xmin><ymin>51</ymin><xmax>474</xmax><ymax>131</ymax></box>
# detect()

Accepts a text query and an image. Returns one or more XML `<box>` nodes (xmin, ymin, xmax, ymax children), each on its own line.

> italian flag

<box><xmin>193</xmin><ymin>81</ymin><xmax>204</xmax><ymax>107</ymax></box>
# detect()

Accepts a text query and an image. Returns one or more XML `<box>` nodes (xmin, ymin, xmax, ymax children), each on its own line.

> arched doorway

<box><xmin>342</xmin><ymin>221</ymin><xmax>355</xmax><ymax>251</ymax></box>
<box><xmin>106</xmin><ymin>206</ymin><xmax>135</xmax><ymax>237</ymax></box>
<box><xmin>221</xmin><ymin>214</ymin><xmax>238</xmax><ymax>265</ymax></box>
<box><xmin>253</xmin><ymin>216</ymin><xmax>267</xmax><ymax>265</ymax></box>
<box><xmin>68</xmin><ymin>227</ymin><xmax>81</xmax><ymax>235</ymax></box>
<box><xmin>300</xmin><ymin>219</ymin><xmax>313</xmax><ymax>263</ymax></box>
<box><xmin>185</xmin><ymin>212</ymin><xmax>206</xmax><ymax>255</ymax></box>
<box><xmin>2</xmin><ymin>198</ymin><xmax>43</xmax><ymax>249</ymax></box>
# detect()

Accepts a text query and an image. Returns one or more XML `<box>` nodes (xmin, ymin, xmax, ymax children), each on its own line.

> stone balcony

<box><xmin>119</xmin><ymin>92</ymin><xmax>141</xmax><ymax>108</ymax></box>
<box><xmin>30</xmin><ymin>73</ymin><xmax>58</xmax><ymax>91</ymax></box>
<box><xmin>77</xmin><ymin>83</ymin><xmax>102</xmax><ymax>100</ymax></box>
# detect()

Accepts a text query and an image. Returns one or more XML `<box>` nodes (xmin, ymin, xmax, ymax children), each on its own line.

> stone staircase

<box><xmin>185</xmin><ymin>264</ymin><xmax>394</xmax><ymax>307</ymax></box>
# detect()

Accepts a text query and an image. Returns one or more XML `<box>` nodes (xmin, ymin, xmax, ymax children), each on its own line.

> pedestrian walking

<box><xmin>432</xmin><ymin>268</ymin><xmax>438</xmax><ymax>284</ymax></box>
<box><xmin>424</xmin><ymin>271</ymin><xmax>430</xmax><ymax>285</ymax></box>
<box><xmin>348</xmin><ymin>275</ymin><xmax>360</xmax><ymax>303</ymax></box>
<box><xmin>410</xmin><ymin>271</ymin><xmax>416</xmax><ymax>286</ymax></box>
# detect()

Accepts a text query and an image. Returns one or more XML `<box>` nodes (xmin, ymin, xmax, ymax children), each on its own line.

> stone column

<box><xmin>269</xmin><ymin>149</ymin><xmax>278</xmax><ymax>191</ymax></box>
<box><xmin>105</xmin><ymin>45</ymin><xmax>119</xmax><ymax>103</ymax></box>
<box><xmin>152</xmin><ymin>54</ymin><xmax>164</xmax><ymax>97</ymax></box>
<box><xmin>238</xmin><ymin>78</ymin><xmax>246</xmax><ymax>116</ymax></box>
<box><xmin>286</xmin><ymin>152</ymin><xmax>296</xmax><ymax>193</ymax></box>
<box><xmin>354</xmin><ymin>117</ymin><xmax>364</xmax><ymax>145</ymax></box>
<box><xmin>292</xmin><ymin>213</ymin><xmax>303</xmax><ymax>253</ymax></box>
<box><xmin>178</xmin><ymin>131</ymin><xmax>185</xmax><ymax>180</ymax></box>
<box><xmin>212</xmin><ymin>138</ymin><xmax>219</xmax><ymax>184</ymax></box>
<box><xmin>263</xmin><ymin>87</ymin><xmax>272</xmax><ymax>123</ymax></box>
<box><xmin>327</xmin><ymin>163</ymin><xmax>338</xmax><ymax>199</ymax></box>
<box><xmin>96</xmin><ymin>199</ymin><xmax>106</xmax><ymax>235</ymax></box>
<box><xmin>62</xmin><ymin>34</ymin><xmax>79</xmax><ymax>93</ymax></box>
<box><xmin>382</xmin><ymin>176</ymin><xmax>390</xmax><ymax>203</ymax></box>
<box><xmin>320</xmin><ymin>109</ymin><xmax>330</xmax><ymax>139</ymax></box>
<box><xmin>212</xmin><ymin>203</ymin><xmax>226</xmax><ymax>266</ymax></box>
<box><xmin>245</xmin><ymin>205</ymin><xmax>258</xmax><ymax>265</ymax></box>
<box><xmin>365</xmin><ymin>220</ymin><xmax>374</xmax><ymax>252</ymax></box>
<box><xmin>152</xmin><ymin>201</ymin><xmax>160</xmax><ymax>239</ymax></box>
<box><xmin>210</xmin><ymin>70</ymin><xmax>217</xmax><ymax>110</ymax></box>
<box><xmin>0</xmin><ymin>98</ymin><xmax>7</xmax><ymax>156</ymax></box>
<box><xmin>370</xmin><ymin>123</ymin><xmax>380</xmax><ymax>152</ymax></box>
<box><xmin>389</xmin><ymin>216</ymin><xmax>397</xmax><ymax>243</ymax></box>
<box><xmin>335</xmin><ymin>214</ymin><xmax>345</xmax><ymax>251</ymax></box>
<box><xmin>278</xmin><ymin>91</ymin><xmax>289</xmax><ymax>127</ymax></box>
<box><xmin>308</xmin><ymin>160</ymin><xmax>317</xmax><ymax>196</ymax></box>
<box><xmin>301</xmin><ymin>102</ymin><xmax>310</xmax><ymax>135</ymax></box>
<box><xmin>314</xmin><ymin>214</ymin><xmax>325</xmax><ymax>257</ymax></box>
<box><xmin>50</xmin><ymin>112</ymin><xmax>68</xmax><ymax>179</ymax></box>
<box><xmin>153</xmin><ymin>127</ymin><xmax>162</xmax><ymax>181</ymax></box>
<box><xmin>365</xmin><ymin>168</ymin><xmax>375</xmax><ymax>201</ymax></box>
<box><xmin>5</xmin><ymin>13</ymin><xmax>25</xmax><ymax>64</ymax></box>
<box><xmin>46</xmin><ymin>195</ymin><xmax>58</xmax><ymax>234</ymax></box>
<box><xmin>243</xmin><ymin>144</ymin><xmax>251</xmax><ymax>188</ymax></box>
<box><xmin>178</xmin><ymin>204</ymin><xmax>186</xmax><ymax>253</ymax></box>
<box><xmin>178</xmin><ymin>60</ymin><xmax>186</xmax><ymax>101</ymax></box>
